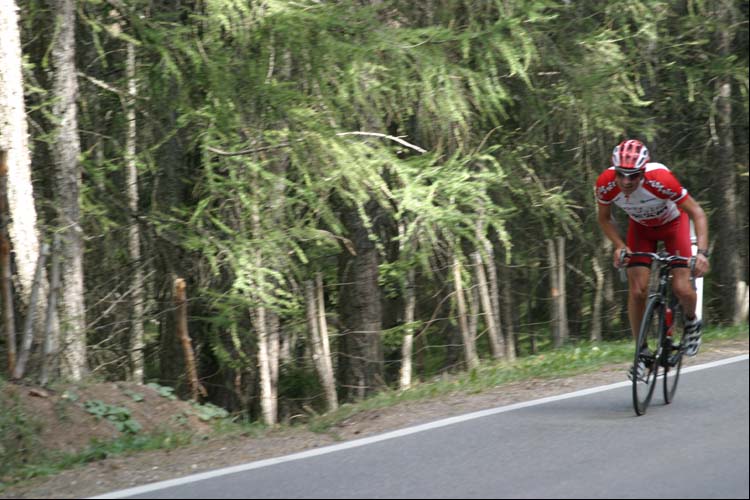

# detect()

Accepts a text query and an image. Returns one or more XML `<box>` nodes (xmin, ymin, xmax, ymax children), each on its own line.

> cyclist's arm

<box><xmin>679</xmin><ymin>195</ymin><xmax>710</xmax><ymax>277</ymax></box>
<box><xmin>597</xmin><ymin>203</ymin><xmax>629</xmax><ymax>267</ymax></box>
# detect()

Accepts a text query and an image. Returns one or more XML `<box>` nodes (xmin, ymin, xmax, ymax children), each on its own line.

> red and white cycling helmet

<box><xmin>612</xmin><ymin>139</ymin><xmax>650</xmax><ymax>174</ymax></box>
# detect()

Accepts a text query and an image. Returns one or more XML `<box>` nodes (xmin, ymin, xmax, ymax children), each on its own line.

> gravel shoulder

<box><xmin>2</xmin><ymin>337</ymin><xmax>747</xmax><ymax>499</ymax></box>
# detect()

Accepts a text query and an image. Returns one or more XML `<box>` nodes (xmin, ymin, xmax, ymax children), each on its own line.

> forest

<box><xmin>0</xmin><ymin>0</ymin><xmax>748</xmax><ymax>426</ymax></box>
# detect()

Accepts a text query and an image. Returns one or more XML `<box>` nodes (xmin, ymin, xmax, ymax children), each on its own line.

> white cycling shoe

<box><xmin>683</xmin><ymin>317</ymin><xmax>703</xmax><ymax>357</ymax></box>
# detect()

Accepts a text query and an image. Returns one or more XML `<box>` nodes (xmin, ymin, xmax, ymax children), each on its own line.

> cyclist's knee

<box><xmin>629</xmin><ymin>285</ymin><xmax>649</xmax><ymax>302</ymax></box>
<box><xmin>672</xmin><ymin>279</ymin><xmax>695</xmax><ymax>300</ymax></box>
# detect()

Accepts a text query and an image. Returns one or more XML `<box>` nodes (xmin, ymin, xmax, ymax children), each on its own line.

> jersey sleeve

<box><xmin>644</xmin><ymin>167</ymin><xmax>688</xmax><ymax>204</ymax></box>
<box><xmin>595</xmin><ymin>169</ymin><xmax>618</xmax><ymax>205</ymax></box>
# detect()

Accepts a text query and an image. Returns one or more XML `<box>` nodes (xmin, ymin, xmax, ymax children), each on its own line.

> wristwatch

<box><xmin>696</xmin><ymin>249</ymin><xmax>710</xmax><ymax>258</ymax></box>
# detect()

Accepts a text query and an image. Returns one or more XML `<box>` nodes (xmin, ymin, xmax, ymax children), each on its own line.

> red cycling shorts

<box><xmin>627</xmin><ymin>211</ymin><xmax>692</xmax><ymax>267</ymax></box>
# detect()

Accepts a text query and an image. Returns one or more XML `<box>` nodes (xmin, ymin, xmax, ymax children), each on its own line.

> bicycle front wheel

<box><xmin>663</xmin><ymin>303</ymin><xmax>684</xmax><ymax>404</ymax></box>
<box><xmin>633</xmin><ymin>297</ymin><xmax>663</xmax><ymax>416</ymax></box>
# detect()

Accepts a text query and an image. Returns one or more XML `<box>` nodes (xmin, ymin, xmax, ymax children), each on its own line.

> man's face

<box><xmin>615</xmin><ymin>171</ymin><xmax>643</xmax><ymax>195</ymax></box>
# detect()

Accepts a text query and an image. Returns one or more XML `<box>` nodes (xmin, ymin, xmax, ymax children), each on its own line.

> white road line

<box><xmin>92</xmin><ymin>354</ymin><xmax>749</xmax><ymax>499</ymax></box>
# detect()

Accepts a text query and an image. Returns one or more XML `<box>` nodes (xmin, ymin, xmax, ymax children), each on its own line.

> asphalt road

<box><xmin>97</xmin><ymin>356</ymin><xmax>749</xmax><ymax>499</ymax></box>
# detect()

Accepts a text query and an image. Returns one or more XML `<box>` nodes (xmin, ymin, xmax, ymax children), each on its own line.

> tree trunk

<box><xmin>590</xmin><ymin>255</ymin><xmax>604</xmax><ymax>342</ymax></box>
<box><xmin>497</xmin><ymin>258</ymin><xmax>517</xmax><ymax>361</ymax></box>
<box><xmin>0</xmin><ymin>0</ymin><xmax>56</xmax><ymax>361</ymax></box>
<box><xmin>556</xmin><ymin>236</ymin><xmax>569</xmax><ymax>345</ymax></box>
<box><xmin>315</xmin><ymin>274</ymin><xmax>337</xmax><ymax>409</ymax></box>
<box><xmin>547</xmin><ymin>239</ymin><xmax>560</xmax><ymax>346</ymax></box>
<box><xmin>472</xmin><ymin>251</ymin><xmax>503</xmax><ymax>359</ymax></box>
<box><xmin>452</xmin><ymin>252</ymin><xmax>479</xmax><ymax>370</ymax></box>
<box><xmin>305</xmin><ymin>276</ymin><xmax>338</xmax><ymax>411</ymax></box>
<box><xmin>0</xmin><ymin>150</ymin><xmax>16</xmax><ymax>376</ymax></box>
<box><xmin>252</xmin><ymin>298</ymin><xmax>276</xmax><ymax>425</ymax></box>
<box><xmin>51</xmin><ymin>0</ymin><xmax>86</xmax><ymax>380</ymax></box>
<box><xmin>712</xmin><ymin>0</ymin><xmax>742</xmax><ymax>324</ymax></box>
<box><xmin>174</xmin><ymin>278</ymin><xmax>205</xmax><ymax>402</ymax></box>
<box><xmin>250</xmin><ymin>172</ymin><xmax>277</xmax><ymax>425</ymax></box>
<box><xmin>338</xmin><ymin>203</ymin><xmax>384</xmax><ymax>400</ymax></box>
<box><xmin>12</xmin><ymin>242</ymin><xmax>48</xmax><ymax>379</ymax></box>
<box><xmin>125</xmin><ymin>41</ymin><xmax>146</xmax><ymax>383</ymax></box>
<box><xmin>40</xmin><ymin>234</ymin><xmax>61</xmax><ymax>385</ymax></box>
<box><xmin>399</xmin><ymin>266</ymin><xmax>417</xmax><ymax>390</ymax></box>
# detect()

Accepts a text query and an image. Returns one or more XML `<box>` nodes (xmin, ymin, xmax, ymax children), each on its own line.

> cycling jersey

<box><xmin>595</xmin><ymin>162</ymin><xmax>688</xmax><ymax>227</ymax></box>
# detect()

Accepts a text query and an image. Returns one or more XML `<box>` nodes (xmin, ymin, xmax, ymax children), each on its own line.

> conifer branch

<box><xmin>206</xmin><ymin>131</ymin><xmax>427</xmax><ymax>156</ymax></box>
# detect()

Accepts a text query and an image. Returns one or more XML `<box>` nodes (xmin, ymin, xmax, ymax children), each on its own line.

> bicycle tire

<box><xmin>633</xmin><ymin>296</ymin><xmax>664</xmax><ymax>416</ymax></box>
<box><xmin>663</xmin><ymin>302</ymin><xmax>684</xmax><ymax>404</ymax></box>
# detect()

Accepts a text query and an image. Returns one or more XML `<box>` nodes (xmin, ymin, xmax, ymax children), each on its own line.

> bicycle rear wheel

<box><xmin>633</xmin><ymin>297</ymin><xmax>664</xmax><ymax>416</ymax></box>
<box><xmin>663</xmin><ymin>303</ymin><xmax>684</xmax><ymax>404</ymax></box>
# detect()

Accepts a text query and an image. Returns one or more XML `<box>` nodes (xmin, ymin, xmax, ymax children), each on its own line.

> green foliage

<box><xmin>83</xmin><ymin>400</ymin><xmax>143</xmax><ymax>434</ymax></box>
<box><xmin>146</xmin><ymin>383</ymin><xmax>177</xmax><ymax>401</ymax></box>
<box><xmin>16</xmin><ymin>0</ymin><xmax>748</xmax><ymax>422</ymax></box>
<box><xmin>123</xmin><ymin>390</ymin><xmax>145</xmax><ymax>403</ymax></box>
<box><xmin>190</xmin><ymin>402</ymin><xmax>230</xmax><ymax>422</ymax></box>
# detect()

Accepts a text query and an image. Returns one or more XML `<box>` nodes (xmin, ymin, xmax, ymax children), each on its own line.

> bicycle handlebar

<box><xmin>617</xmin><ymin>250</ymin><xmax>696</xmax><ymax>283</ymax></box>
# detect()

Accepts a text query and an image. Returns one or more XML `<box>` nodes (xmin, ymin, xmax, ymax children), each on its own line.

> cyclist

<box><xmin>595</xmin><ymin>139</ymin><xmax>710</xmax><ymax>379</ymax></box>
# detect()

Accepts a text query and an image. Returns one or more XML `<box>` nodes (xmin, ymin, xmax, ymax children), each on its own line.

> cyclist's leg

<box><xmin>665</xmin><ymin>212</ymin><xmax>697</xmax><ymax>318</ymax></box>
<box><xmin>665</xmin><ymin>212</ymin><xmax>703</xmax><ymax>355</ymax></box>
<box><xmin>627</xmin><ymin>266</ymin><xmax>651</xmax><ymax>341</ymax></box>
<box><xmin>671</xmin><ymin>267</ymin><xmax>696</xmax><ymax>316</ymax></box>
<box><xmin>626</xmin><ymin>221</ymin><xmax>655</xmax><ymax>341</ymax></box>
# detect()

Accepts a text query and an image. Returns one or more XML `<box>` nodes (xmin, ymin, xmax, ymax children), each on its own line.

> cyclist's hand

<box><xmin>692</xmin><ymin>253</ymin><xmax>710</xmax><ymax>277</ymax></box>
<box><xmin>613</xmin><ymin>246</ymin><xmax>631</xmax><ymax>269</ymax></box>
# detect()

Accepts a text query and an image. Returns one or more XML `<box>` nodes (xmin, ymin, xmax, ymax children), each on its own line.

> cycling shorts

<box><xmin>626</xmin><ymin>211</ymin><xmax>692</xmax><ymax>267</ymax></box>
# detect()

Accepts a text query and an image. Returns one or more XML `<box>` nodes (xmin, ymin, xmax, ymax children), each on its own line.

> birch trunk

<box><xmin>452</xmin><ymin>253</ymin><xmax>478</xmax><ymax>370</ymax></box>
<box><xmin>305</xmin><ymin>277</ymin><xmax>338</xmax><ymax>411</ymax></box>
<box><xmin>475</xmin><ymin>210</ymin><xmax>506</xmax><ymax>359</ymax></box>
<box><xmin>556</xmin><ymin>236</ymin><xmax>569</xmax><ymax>345</ymax></box>
<box><xmin>252</xmin><ymin>297</ymin><xmax>276</xmax><ymax>425</ymax></box>
<box><xmin>399</xmin><ymin>267</ymin><xmax>417</xmax><ymax>390</ymax></box>
<box><xmin>315</xmin><ymin>274</ymin><xmax>337</xmax><ymax>409</ymax></box>
<box><xmin>397</xmin><ymin>221</ymin><xmax>417</xmax><ymax>390</ymax></box>
<box><xmin>467</xmin><ymin>272</ymin><xmax>479</xmax><ymax>344</ymax></box>
<box><xmin>473</xmin><ymin>251</ymin><xmax>503</xmax><ymax>360</ymax></box>
<box><xmin>250</xmin><ymin>171</ymin><xmax>277</xmax><ymax>425</ymax></box>
<box><xmin>494</xmin><ymin>253</ymin><xmax>517</xmax><ymax>362</ymax></box>
<box><xmin>51</xmin><ymin>0</ymin><xmax>86</xmax><ymax>380</ymax></box>
<box><xmin>125</xmin><ymin>42</ymin><xmax>146</xmax><ymax>383</ymax></box>
<box><xmin>0</xmin><ymin>0</ymin><xmax>56</xmax><ymax>357</ymax></box>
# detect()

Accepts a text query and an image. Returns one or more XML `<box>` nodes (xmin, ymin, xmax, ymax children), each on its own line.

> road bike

<box><xmin>619</xmin><ymin>251</ymin><xmax>696</xmax><ymax>416</ymax></box>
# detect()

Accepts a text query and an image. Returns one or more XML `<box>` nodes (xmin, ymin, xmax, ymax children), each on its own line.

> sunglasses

<box><xmin>615</xmin><ymin>170</ymin><xmax>643</xmax><ymax>179</ymax></box>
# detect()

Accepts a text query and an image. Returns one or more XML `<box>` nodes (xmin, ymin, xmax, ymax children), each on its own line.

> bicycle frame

<box><xmin>624</xmin><ymin>251</ymin><xmax>694</xmax><ymax>415</ymax></box>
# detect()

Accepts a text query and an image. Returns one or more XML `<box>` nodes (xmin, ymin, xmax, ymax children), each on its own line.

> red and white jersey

<box><xmin>595</xmin><ymin>163</ymin><xmax>688</xmax><ymax>227</ymax></box>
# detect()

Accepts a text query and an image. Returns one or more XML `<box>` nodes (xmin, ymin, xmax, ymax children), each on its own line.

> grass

<box><xmin>1</xmin><ymin>323</ymin><xmax>746</xmax><ymax>488</ymax></box>
<box><xmin>306</xmin><ymin>323</ymin><xmax>748</xmax><ymax>433</ymax></box>
<box><xmin>2</xmin><ymin>432</ymin><xmax>195</xmax><ymax>485</ymax></box>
